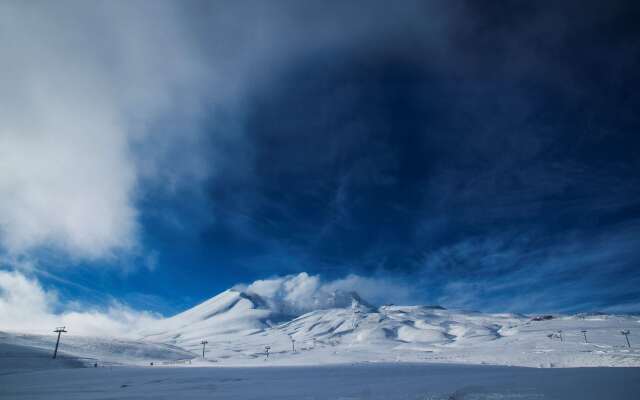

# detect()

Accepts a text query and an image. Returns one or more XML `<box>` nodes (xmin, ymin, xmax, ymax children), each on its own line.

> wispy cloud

<box><xmin>427</xmin><ymin>222</ymin><xmax>640</xmax><ymax>313</ymax></box>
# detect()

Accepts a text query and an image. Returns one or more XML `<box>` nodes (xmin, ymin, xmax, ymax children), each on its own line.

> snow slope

<box><xmin>2</xmin><ymin>286</ymin><xmax>639</xmax><ymax>369</ymax></box>
<box><xmin>0</xmin><ymin>341</ymin><xmax>84</xmax><ymax>375</ymax></box>
<box><xmin>0</xmin><ymin>330</ymin><xmax>194</xmax><ymax>370</ymax></box>
<box><xmin>138</xmin><ymin>290</ymin><xmax>274</xmax><ymax>347</ymax></box>
<box><xmin>3</xmin><ymin>285</ymin><xmax>639</xmax><ymax>399</ymax></box>
<box><xmin>135</xmin><ymin>287</ymin><xmax>640</xmax><ymax>368</ymax></box>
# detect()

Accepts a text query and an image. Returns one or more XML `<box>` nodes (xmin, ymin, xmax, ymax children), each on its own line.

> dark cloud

<box><xmin>170</xmin><ymin>0</ymin><xmax>640</xmax><ymax>312</ymax></box>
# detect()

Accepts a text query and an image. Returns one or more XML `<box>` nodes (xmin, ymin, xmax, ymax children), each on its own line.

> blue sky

<box><xmin>1</xmin><ymin>0</ymin><xmax>639</xmax><ymax>318</ymax></box>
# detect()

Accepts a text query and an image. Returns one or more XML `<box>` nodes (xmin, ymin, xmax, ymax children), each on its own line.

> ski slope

<box><xmin>0</xmin><ymin>330</ymin><xmax>193</xmax><ymax>372</ymax></box>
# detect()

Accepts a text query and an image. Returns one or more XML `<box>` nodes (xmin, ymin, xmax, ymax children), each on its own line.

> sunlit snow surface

<box><xmin>2</xmin><ymin>289</ymin><xmax>640</xmax><ymax>399</ymax></box>
<box><xmin>136</xmin><ymin>289</ymin><xmax>640</xmax><ymax>368</ymax></box>
<box><xmin>3</xmin><ymin>289</ymin><xmax>639</xmax><ymax>369</ymax></box>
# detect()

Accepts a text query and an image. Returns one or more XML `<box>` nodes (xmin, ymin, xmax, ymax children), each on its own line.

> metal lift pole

<box><xmin>53</xmin><ymin>327</ymin><xmax>67</xmax><ymax>359</ymax></box>
<box><xmin>201</xmin><ymin>340</ymin><xmax>208</xmax><ymax>359</ymax></box>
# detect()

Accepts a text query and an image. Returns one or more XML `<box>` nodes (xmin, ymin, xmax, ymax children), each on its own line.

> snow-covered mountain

<box><xmin>133</xmin><ymin>285</ymin><xmax>640</xmax><ymax>368</ymax></box>
<box><xmin>2</xmin><ymin>275</ymin><xmax>639</xmax><ymax>369</ymax></box>
<box><xmin>138</xmin><ymin>288</ymin><xmax>372</xmax><ymax>348</ymax></box>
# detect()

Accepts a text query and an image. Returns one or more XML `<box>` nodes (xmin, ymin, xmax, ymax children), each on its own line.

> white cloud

<box><xmin>239</xmin><ymin>272</ymin><xmax>416</xmax><ymax>315</ymax></box>
<box><xmin>0</xmin><ymin>2</ymin><xmax>209</xmax><ymax>260</ymax></box>
<box><xmin>0</xmin><ymin>1</ymin><xmax>450</xmax><ymax>264</ymax></box>
<box><xmin>0</xmin><ymin>270</ymin><xmax>158</xmax><ymax>336</ymax></box>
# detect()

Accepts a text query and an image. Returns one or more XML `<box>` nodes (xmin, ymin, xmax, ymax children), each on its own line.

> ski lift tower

<box><xmin>288</xmin><ymin>334</ymin><xmax>296</xmax><ymax>352</ymax></box>
<box><xmin>52</xmin><ymin>327</ymin><xmax>67</xmax><ymax>359</ymax></box>
<box><xmin>621</xmin><ymin>330</ymin><xmax>631</xmax><ymax>348</ymax></box>
<box><xmin>581</xmin><ymin>330</ymin><xmax>588</xmax><ymax>343</ymax></box>
<box><xmin>264</xmin><ymin>345</ymin><xmax>271</xmax><ymax>360</ymax></box>
<box><xmin>201</xmin><ymin>340</ymin><xmax>208</xmax><ymax>359</ymax></box>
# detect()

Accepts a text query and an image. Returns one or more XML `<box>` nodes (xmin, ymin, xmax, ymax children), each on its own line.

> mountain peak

<box><xmin>346</xmin><ymin>291</ymin><xmax>375</xmax><ymax>312</ymax></box>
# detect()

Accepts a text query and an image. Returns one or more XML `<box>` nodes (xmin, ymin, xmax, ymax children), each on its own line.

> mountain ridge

<box><xmin>130</xmin><ymin>284</ymin><xmax>640</xmax><ymax>368</ymax></box>
<box><xmin>2</xmin><ymin>283</ymin><xmax>638</xmax><ymax>368</ymax></box>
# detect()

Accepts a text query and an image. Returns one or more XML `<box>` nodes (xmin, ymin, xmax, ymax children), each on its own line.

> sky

<box><xmin>1</xmin><ymin>0</ymin><xmax>639</xmax><ymax>329</ymax></box>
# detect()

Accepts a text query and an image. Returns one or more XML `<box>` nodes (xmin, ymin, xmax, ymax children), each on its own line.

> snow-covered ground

<box><xmin>2</xmin><ymin>363</ymin><xmax>640</xmax><ymax>399</ymax></box>
<box><xmin>2</xmin><ymin>287</ymin><xmax>639</xmax><ymax>369</ymax></box>
<box><xmin>2</xmin><ymin>285</ymin><xmax>640</xmax><ymax>399</ymax></box>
